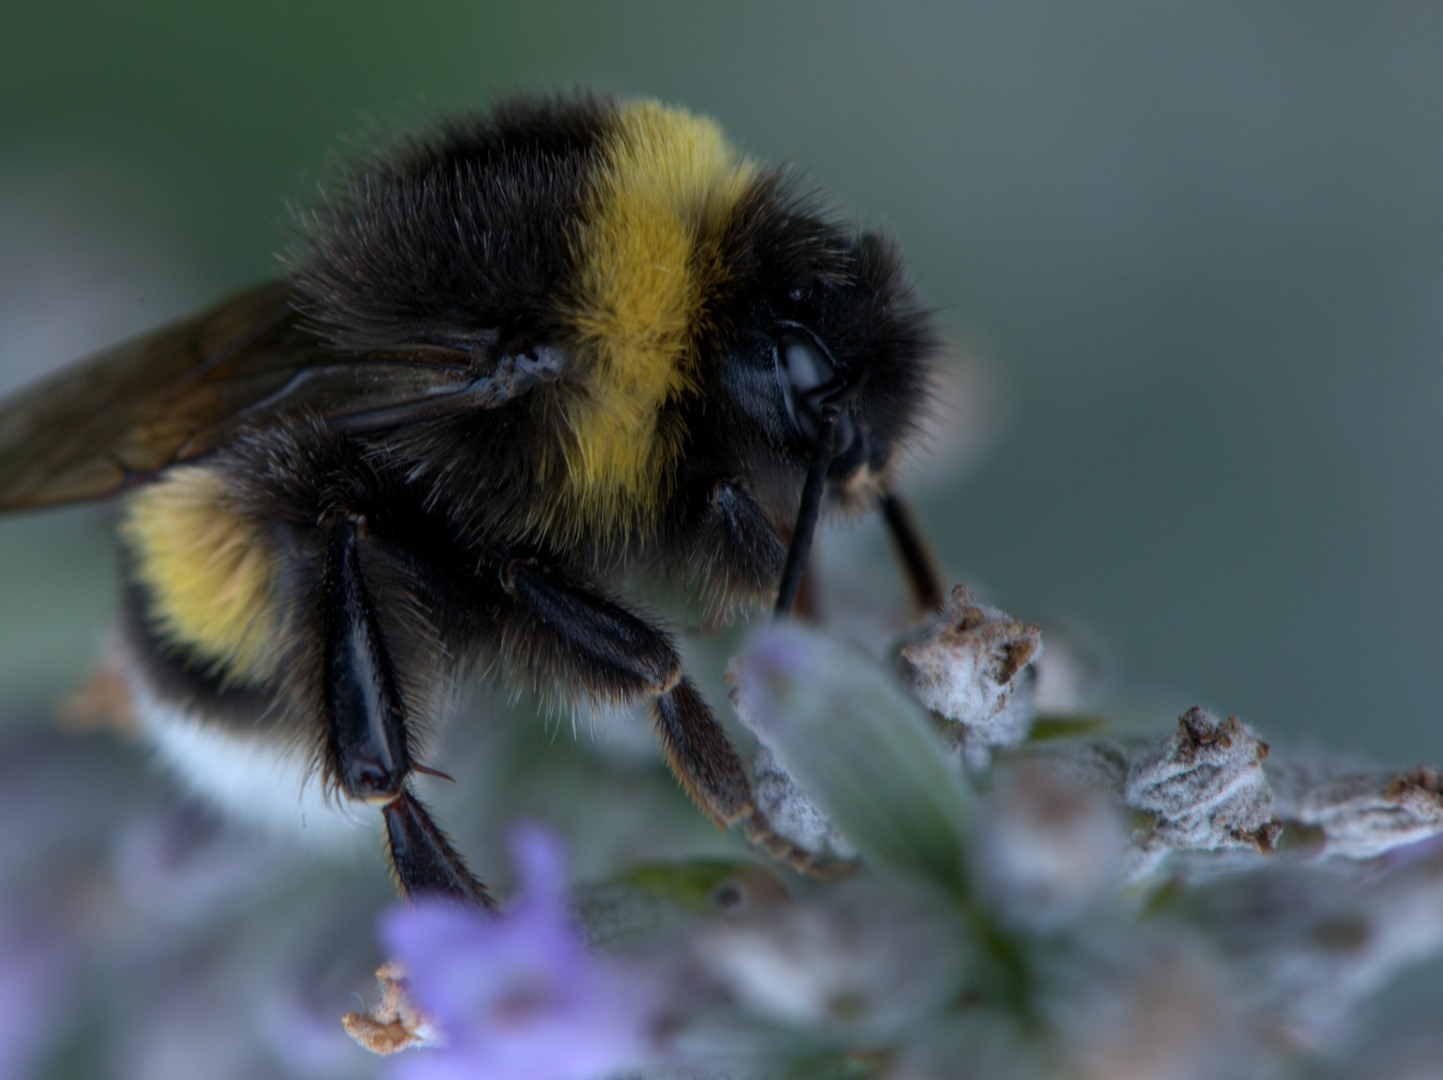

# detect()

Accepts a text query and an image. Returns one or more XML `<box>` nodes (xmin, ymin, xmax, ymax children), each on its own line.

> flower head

<box><xmin>379</xmin><ymin>822</ymin><xmax>664</xmax><ymax>1080</ymax></box>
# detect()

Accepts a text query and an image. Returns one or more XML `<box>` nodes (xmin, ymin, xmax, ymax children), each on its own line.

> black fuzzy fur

<box><xmin>290</xmin><ymin>95</ymin><xmax>613</xmax><ymax>356</ymax></box>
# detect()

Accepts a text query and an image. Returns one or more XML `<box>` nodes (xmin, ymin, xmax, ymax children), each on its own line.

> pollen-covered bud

<box><xmin>729</xmin><ymin>623</ymin><xmax>969</xmax><ymax>890</ymax></box>
<box><xmin>749</xmin><ymin>744</ymin><xmax>859</xmax><ymax>862</ymax></box>
<box><xmin>1125</xmin><ymin>708</ymin><xmax>1280</xmax><ymax>874</ymax></box>
<box><xmin>898</xmin><ymin>585</ymin><xmax>1043</xmax><ymax>767</ymax></box>
<box><xmin>1268</xmin><ymin>758</ymin><xmax>1443</xmax><ymax>859</ymax></box>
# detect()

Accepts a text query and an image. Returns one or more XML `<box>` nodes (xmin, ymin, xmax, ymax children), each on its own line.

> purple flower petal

<box><xmin>379</xmin><ymin>822</ymin><xmax>664</xmax><ymax>1080</ymax></box>
<box><xmin>0</xmin><ymin>915</ymin><xmax>71</xmax><ymax>1080</ymax></box>
<box><xmin>507</xmin><ymin>819</ymin><xmax>570</xmax><ymax>918</ymax></box>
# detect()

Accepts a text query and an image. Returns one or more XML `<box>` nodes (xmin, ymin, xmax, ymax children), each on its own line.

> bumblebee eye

<box><xmin>774</xmin><ymin>332</ymin><xmax>864</xmax><ymax>471</ymax></box>
<box><xmin>775</xmin><ymin>333</ymin><xmax>835</xmax><ymax>442</ymax></box>
<box><xmin>783</xmin><ymin>336</ymin><xmax>829</xmax><ymax>392</ymax></box>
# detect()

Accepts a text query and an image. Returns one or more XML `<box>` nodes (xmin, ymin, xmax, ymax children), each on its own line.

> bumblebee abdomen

<box><xmin>114</xmin><ymin>463</ymin><xmax>372</xmax><ymax>843</ymax></box>
<box><xmin>127</xmin><ymin>670</ymin><xmax>371</xmax><ymax>845</ymax></box>
<box><xmin>120</xmin><ymin>464</ymin><xmax>284</xmax><ymax>685</ymax></box>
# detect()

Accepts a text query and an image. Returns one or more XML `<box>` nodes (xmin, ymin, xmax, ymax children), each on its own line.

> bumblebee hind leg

<box><xmin>322</xmin><ymin>515</ymin><xmax>493</xmax><ymax>907</ymax></box>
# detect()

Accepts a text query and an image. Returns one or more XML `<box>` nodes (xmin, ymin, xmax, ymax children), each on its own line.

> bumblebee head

<box><xmin>701</xmin><ymin>176</ymin><xmax>936</xmax><ymax>516</ymax></box>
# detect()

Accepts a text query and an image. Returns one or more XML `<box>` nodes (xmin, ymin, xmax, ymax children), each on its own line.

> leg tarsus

<box><xmin>383</xmin><ymin>790</ymin><xmax>495</xmax><ymax>908</ymax></box>
<box><xmin>741</xmin><ymin>809</ymin><xmax>859</xmax><ymax>882</ymax></box>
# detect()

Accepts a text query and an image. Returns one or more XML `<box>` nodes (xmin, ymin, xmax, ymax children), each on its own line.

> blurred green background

<box><xmin>3</xmin><ymin>0</ymin><xmax>1443</xmax><ymax>763</ymax></box>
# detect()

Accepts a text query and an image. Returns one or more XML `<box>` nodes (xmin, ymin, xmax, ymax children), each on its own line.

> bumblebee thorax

<box><xmin>531</xmin><ymin>100</ymin><xmax>757</xmax><ymax>543</ymax></box>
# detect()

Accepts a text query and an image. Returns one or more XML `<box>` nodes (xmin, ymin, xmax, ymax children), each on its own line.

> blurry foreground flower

<box><xmin>367</xmin><ymin>822</ymin><xmax>666</xmax><ymax>1080</ymax></box>
<box><xmin>729</xmin><ymin>621</ymin><xmax>971</xmax><ymax>892</ymax></box>
<box><xmin>0</xmin><ymin>912</ymin><xmax>71</xmax><ymax>1080</ymax></box>
<box><xmin>970</xmin><ymin>760</ymin><xmax>1125</xmax><ymax>933</ymax></box>
<box><xmin>1046</xmin><ymin>937</ymin><xmax>1248</xmax><ymax>1080</ymax></box>
<box><xmin>691</xmin><ymin>878</ymin><xmax>967</xmax><ymax>1043</ymax></box>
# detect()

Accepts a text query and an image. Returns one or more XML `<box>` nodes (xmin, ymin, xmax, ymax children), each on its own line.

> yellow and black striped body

<box><xmin>99</xmin><ymin>95</ymin><xmax>936</xmax><ymax>889</ymax></box>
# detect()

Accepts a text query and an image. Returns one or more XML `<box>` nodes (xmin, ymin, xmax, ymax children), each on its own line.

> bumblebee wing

<box><xmin>0</xmin><ymin>283</ymin><xmax>294</xmax><ymax>508</ymax></box>
<box><xmin>0</xmin><ymin>282</ymin><xmax>561</xmax><ymax>510</ymax></box>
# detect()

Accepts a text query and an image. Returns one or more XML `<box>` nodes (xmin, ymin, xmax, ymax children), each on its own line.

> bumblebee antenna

<box><xmin>774</xmin><ymin>404</ymin><xmax>838</xmax><ymax>619</ymax></box>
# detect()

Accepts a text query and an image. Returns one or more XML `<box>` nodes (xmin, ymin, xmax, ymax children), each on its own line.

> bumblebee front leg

<box><xmin>880</xmin><ymin>492</ymin><xmax>944</xmax><ymax>614</ymax></box>
<box><xmin>322</xmin><ymin>517</ymin><xmax>493</xmax><ymax>907</ymax></box>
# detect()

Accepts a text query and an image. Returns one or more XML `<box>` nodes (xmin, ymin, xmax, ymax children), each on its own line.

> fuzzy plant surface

<box><xmin>330</xmin><ymin>585</ymin><xmax>1443</xmax><ymax>1080</ymax></box>
<box><xmin>3</xmin><ymin>566</ymin><xmax>1443</xmax><ymax>1080</ymax></box>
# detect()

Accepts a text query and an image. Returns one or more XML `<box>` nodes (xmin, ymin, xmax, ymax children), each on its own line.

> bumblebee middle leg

<box><xmin>649</xmin><ymin>676</ymin><xmax>752</xmax><ymax>825</ymax></box>
<box><xmin>322</xmin><ymin>515</ymin><xmax>493</xmax><ymax>907</ymax></box>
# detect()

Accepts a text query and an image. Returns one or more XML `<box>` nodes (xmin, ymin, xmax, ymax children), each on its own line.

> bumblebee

<box><xmin>0</xmin><ymin>95</ymin><xmax>940</xmax><ymax>905</ymax></box>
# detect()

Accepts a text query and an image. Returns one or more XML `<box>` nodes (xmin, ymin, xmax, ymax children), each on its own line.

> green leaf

<box><xmin>731</xmin><ymin>624</ymin><xmax>971</xmax><ymax>892</ymax></box>
<box><xmin>620</xmin><ymin>858</ymin><xmax>790</xmax><ymax>912</ymax></box>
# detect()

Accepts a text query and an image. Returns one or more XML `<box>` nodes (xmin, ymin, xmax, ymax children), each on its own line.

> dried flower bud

<box><xmin>1268</xmin><ymin>758</ymin><xmax>1443</xmax><ymax>859</ymax></box>
<box><xmin>970</xmin><ymin>760</ymin><xmax>1125</xmax><ymax>932</ymax></box>
<box><xmin>1124</xmin><ymin>709</ymin><xmax>1280</xmax><ymax>870</ymax></box>
<box><xmin>341</xmin><ymin>961</ymin><xmax>443</xmax><ymax>1056</ymax></box>
<box><xmin>899</xmin><ymin>585</ymin><xmax>1042</xmax><ymax>766</ymax></box>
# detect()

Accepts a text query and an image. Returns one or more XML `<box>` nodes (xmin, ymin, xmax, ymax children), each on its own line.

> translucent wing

<box><xmin>0</xmin><ymin>282</ymin><xmax>563</xmax><ymax>510</ymax></box>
